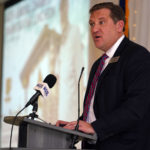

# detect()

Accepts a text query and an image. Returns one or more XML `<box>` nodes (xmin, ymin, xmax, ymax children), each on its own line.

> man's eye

<box><xmin>99</xmin><ymin>21</ymin><xmax>104</xmax><ymax>25</ymax></box>
<box><xmin>89</xmin><ymin>23</ymin><xmax>95</xmax><ymax>27</ymax></box>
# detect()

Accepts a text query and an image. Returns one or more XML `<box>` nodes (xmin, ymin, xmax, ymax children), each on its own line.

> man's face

<box><xmin>89</xmin><ymin>8</ymin><xmax>123</xmax><ymax>51</ymax></box>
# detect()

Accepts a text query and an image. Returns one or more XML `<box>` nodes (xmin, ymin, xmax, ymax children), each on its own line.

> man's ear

<box><xmin>116</xmin><ymin>20</ymin><xmax>124</xmax><ymax>32</ymax></box>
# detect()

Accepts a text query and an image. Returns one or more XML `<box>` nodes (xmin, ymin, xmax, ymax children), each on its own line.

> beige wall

<box><xmin>0</xmin><ymin>3</ymin><xmax>4</xmax><ymax>147</ymax></box>
<box><xmin>0</xmin><ymin>4</ymin><xmax>4</xmax><ymax>85</ymax></box>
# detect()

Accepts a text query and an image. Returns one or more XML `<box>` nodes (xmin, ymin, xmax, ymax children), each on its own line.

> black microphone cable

<box><xmin>9</xmin><ymin>106</ymin><xmax>26</xmax><ymax>150</ymax></box>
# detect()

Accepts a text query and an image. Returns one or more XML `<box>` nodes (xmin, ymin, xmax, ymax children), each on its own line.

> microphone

<box><xmin>25</xmin><ymin>74</ymin><xmax>57</xmax><ymax>108</ymax></box>
<box><xmin>34</xmin><ymin>82</ymin><xmax>50</xmax><ymax>99</ymax></box>
<box><xmin>75</xmin><ymin>67</ymin><xmax>84</xmax><ymax>130</ymax></box>
<box><xmin>70</xmin><ymin>67</ymin><xmax>84</xmax><ymax>149</ymax></box>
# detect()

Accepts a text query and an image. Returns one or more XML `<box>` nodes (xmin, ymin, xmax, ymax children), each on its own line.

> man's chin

<box><xmin>95</xmin><ymin>44</ymin><xmax>103</xmax><ymax>49</ymax></box>
<box><xmin>95</xmin><ymin>45</ymin><xmax>107</xmax><ymax>52</ymax></box>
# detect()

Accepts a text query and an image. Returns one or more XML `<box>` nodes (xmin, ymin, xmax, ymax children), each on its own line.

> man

<box><xmin>56</xmin><ymin>2</ymin><xmax>150</xmax><ymax>150</ymax></box>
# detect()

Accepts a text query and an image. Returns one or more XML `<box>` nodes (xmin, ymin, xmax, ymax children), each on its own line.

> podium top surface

<box><xmin>22</xmin><ymin>118</ymin><xmax>97</xmax><ymax>141</ymax></box>
<box><xmin>0</xmin><ymin>148</ymin><xmax>95</xmax><ymax>150</ymax></box>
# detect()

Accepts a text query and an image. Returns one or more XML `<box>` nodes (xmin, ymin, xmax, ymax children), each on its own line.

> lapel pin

<box><xmin>109</xmin><ymin>56</ymin><xmax>120</xmax><ymax>64</ymax></box>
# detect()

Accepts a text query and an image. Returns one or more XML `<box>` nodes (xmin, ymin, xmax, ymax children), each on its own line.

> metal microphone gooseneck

<box><xmin>70</xmin><ymin>67</ymin><xmax>84</xmax><ymax>148</ymax></box>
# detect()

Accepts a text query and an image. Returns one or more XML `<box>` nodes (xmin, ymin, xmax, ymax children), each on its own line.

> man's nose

<box><xmin>91</xmin><ymin>24</ymin><xmax>100</xmax><ymax>33</ymax></box>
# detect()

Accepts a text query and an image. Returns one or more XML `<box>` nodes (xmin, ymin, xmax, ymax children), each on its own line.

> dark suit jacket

<box><xmin>82</xmin><ymin>37</ymin><xmax>150</xmax><ymax>150</ymax></box>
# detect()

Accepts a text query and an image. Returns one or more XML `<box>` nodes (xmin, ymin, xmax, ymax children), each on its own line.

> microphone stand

<box><xmin>26</xmin><ymin>101</ymin><xmax>48</xmax><ymax>124</ymax></box>
<box><xmin>27</xmin><ymin>101</ymin><xmax>38</xmax><ymax>120</ymax></box>
<box><xmin>70</xmin><ymin>67</ymin><xmax>84</xmax><ymax>149</ymax></box>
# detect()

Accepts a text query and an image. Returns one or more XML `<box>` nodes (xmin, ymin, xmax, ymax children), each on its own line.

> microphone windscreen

<box><xmin>43</xmin><ymin>74</ymin><xmax>57</xmax><ymax>88</ymax></box>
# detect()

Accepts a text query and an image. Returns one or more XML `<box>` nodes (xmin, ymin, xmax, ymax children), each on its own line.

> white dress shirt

<box><xmin>86</xmin><ymin>35</ymin><xmax>125</xmax><ymax>123</ymax></box>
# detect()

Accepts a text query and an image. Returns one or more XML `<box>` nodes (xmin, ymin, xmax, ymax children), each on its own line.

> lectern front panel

<box><xmin>18</xmin><ymin>120</ymin><xmax>72</xmax><ymax>149</ymax></box>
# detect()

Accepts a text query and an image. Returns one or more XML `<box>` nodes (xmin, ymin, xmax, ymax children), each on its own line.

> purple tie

<box><xmin>83</xmin><ymin>53</ymin><xmax>108</xmax><ymax>121</ymax></box>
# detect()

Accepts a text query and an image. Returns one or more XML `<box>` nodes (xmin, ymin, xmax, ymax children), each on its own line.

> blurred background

<box><xmin>0</xmin><ymin>0</ymin><xmax>150</xmax><ymax>148</ymax></box>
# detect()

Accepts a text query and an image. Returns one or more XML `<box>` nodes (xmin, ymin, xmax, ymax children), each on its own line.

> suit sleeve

<box><xmin>91</xmin><ymin>48</ymin><xmax>150</xmax><ymax>141</ymax></box>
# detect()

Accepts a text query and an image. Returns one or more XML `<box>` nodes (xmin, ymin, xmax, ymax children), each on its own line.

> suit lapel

<box><xmin>96</xmin><ymin>37</ymin><xmax>129</xmax><ymax>90</ymax></box>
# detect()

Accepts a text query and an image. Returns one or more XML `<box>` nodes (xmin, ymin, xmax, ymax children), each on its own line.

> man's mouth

<box><xmin>96</xmin><ymin>36</ymin><xmax>100</xmax><ymax>38</ymax></box>
<box><xmin>94</xmin><ymin>35</ymin><xmax>101</xmax><ymax>39</ymax></box>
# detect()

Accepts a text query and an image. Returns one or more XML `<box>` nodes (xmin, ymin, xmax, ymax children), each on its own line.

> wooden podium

<box><xmin>17</xmin><ymin>118</ymin><xmax>97</xmax><ymax>149</ymax></box>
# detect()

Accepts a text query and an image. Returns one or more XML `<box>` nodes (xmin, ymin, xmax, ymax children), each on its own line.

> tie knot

<box><xmin>101</xmin><ymin>53</ymin><xmax>108</xmax><ymax>61</ymax></box>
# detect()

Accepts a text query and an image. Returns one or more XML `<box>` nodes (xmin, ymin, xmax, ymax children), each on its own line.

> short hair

<box><xmin>90</xmin><ymin>2</ymin><xmax>125</xmax><ymax>31</ymax></box>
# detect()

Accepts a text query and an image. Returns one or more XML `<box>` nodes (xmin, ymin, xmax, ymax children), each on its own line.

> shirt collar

<box><xmin>106</xmin><ymin>35</ymin><xmax>125</xmax><ymax>58</ymax></box>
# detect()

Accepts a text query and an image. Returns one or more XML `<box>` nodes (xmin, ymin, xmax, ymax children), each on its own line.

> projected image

<box><xmin>1</xmin><ymin>0</ymin><xmax>90</xmax><ymax>147</ymax></box>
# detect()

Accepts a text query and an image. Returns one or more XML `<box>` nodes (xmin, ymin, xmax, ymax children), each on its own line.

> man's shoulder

<box><xmin>121</xmin><ymin>37</ymin><xmax>150</xmax><ymax>58</ymax></box>
<box><xmin>125</xmin><ymin>37</ymin><xmax>149</xmax><ymax>52</ymax></box>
